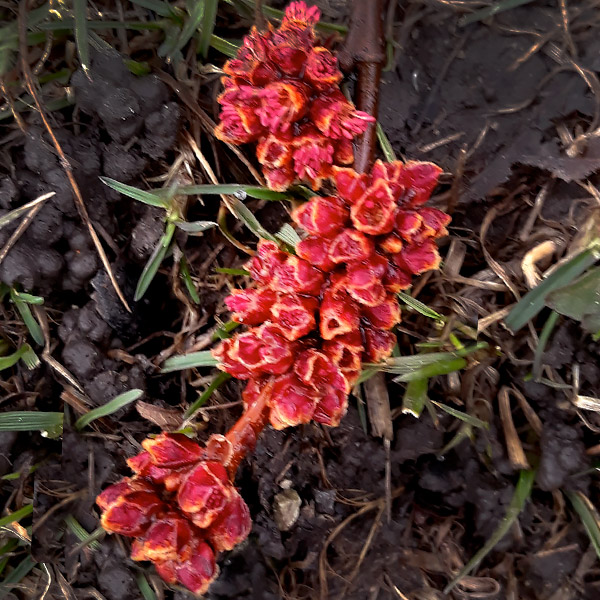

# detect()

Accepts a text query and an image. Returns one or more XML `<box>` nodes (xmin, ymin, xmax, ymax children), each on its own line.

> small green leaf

<box><xmin>176</xmin><ymin>183</ymin><xmax>289</xmax><ymax>201</ymax></box>
<box><xmin>129</xmin><ymin>0</ymin><xmax>176</xmax><ymax>18</ymax></box>
<box><xmin>74</xmin><ymin>389</ymin><xmax>143</xmax><ymax>430</ymax></box>
<box><xmin>227</xmin><ymin>196</ymin><xmax>277</xmax><ymax>242</ymax></box>
<box><xmin>10</xmin><ymin>288</ymin><xmax>44</xmax><ymax>345</ymax></box>
<box><xmin>505</xmin><ymin>248</ymin><xmax>599</xmax><ymax>332</ymax></box>
<box><xmin>0</xmin><ymin>411</ymin><xmax>63</xmax><ymax>433</ymax></box>
<box><xmin>10</xmin><ymin>290</ymin><xmax>44</xmax><ymax>305</ymax></box>
<box><xmin>0</xmin><ymin>554</ymin><xmax>36</xmax><ymax>599</ymax></box>
<box><xmin>161</xmin><ymin>350</ymin><xmax>219</xmax><ymax>373</ymax></box>
<box><xmin>212</xmin><ymin>320</ymin><xmax>241</xmax><ymax>340</ymax></box>
<box><xmin>444</xmin><ymin>469</ymin><xmax>536</xmax><ymax>593</ymax></box>
<box><xmin>532</xmin><ymin>310</ymin><xmax>560</xmax><ymax>380</ymax></box>
<box><xmin>0</xmin><ymin>344</ymin><xmax>36</xmax><ymax>371</ymax></box>
<box><xmin>393</xmin><ymin>357</ymin><xmax>467</xmax><ymax>382</ymax></box>
<box><xmin>99</xmin><ymin>176</ymin><xmax>169</xmax><ymax>208</ymax></box>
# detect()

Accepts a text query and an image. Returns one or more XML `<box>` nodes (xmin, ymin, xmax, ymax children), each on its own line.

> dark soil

<box><xmin>1</xmin><ymin>1</ymin><xmax>600</xmax><ymax>599</ymax></box>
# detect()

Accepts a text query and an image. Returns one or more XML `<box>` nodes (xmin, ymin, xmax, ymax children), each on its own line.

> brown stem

<box><xmin>224</xmin><ymin>381</ymin><xmax>272</xmax><ymax>476</ymax></box>
<box><xmin>338</xmin><ymin>0</ymin><xmax>386</xmax><ymax>174</ymax></box>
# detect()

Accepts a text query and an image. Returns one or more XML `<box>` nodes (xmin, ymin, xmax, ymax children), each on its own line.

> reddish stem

<box><xmin>223</xmin><ymin>382</ymin><xmax>272</xmax><ymax>476</ymax></box>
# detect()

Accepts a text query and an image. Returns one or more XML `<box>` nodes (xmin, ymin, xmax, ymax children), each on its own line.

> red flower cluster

<box><xmin>214</xmin><ymin>1</ymin><xmax>374</xmax><ymax>190</ymax></box>
<box><xmin>213</xmin><ymin>160</ymin><xmax>450</xmax><ymax>430</ymax></box>
<box><xmin>97</xmin><ymin>434</ymin><xmax>251</xmax><ymax>595</ymax></box>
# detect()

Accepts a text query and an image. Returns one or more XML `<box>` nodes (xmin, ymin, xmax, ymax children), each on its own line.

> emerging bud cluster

<box><xmin>214</xmin><ymin>1</ymin><xmax>375</xmax><ymax>190</ymax></box>
<box><xmin>97</xmin><ymin>434</ymin><xmax>251</xmax><ymax>595</ymax></box>
<box><xmin>213</xmin><ymin>160</ymin><xmax>450</xmax><ymax>430</ymax></box>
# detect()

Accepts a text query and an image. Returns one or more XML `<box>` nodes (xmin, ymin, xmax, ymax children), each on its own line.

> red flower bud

<box><xmin>207</xmin><ymin>491</ymin><xmax>252</xmax><ymax>552</ymax></box>
<box><xmin>398</xmin><ymin>161</ymin><xmax>442</xmax><ymax>206</ymax></box>
<box><xmin>313</xmin><ymin>386</ymin><xmax>347</xmax><ymax>426</ymax></box>
<box><xmin>258</xmin><ymin>81</ymin><xmax>310</xmax><ymax>132</ymax></box>
<box><xmin>225</xmin><ymin>288</ymin><xmax>276</xmax><ymax>325</ymax></box>
<box><xmin>177</xmin><ymin>462</ymin><xmax>231</xmax><ymax>528</ymax></box>
<box><xmin>362</xmin><ymin>296</ymin><xmax>402</xmax><ymax>330</ymax></box>
<box><xmin>393</xmin><ymin>239</ymin><xmax>441</xmax><ymax>275</ymax></box>
<box><xmin>303</xmin><ymin>47</ymin><xmax>343</xmax><ymax>91</ymax></box>
<box><xmin>100</xmin><ymin>489</ymin><xmax>164</xmax><ymax>537</ymax></box>
<box><xmin>419</xmin><ymin>206</ymin><xmax>451</xmax><ymax>238</ymax></box>
<box><xmin>333</xmin><ymin>167</ymin><xmax>368</xmax><ymax>204</ymax></box>
<box><xmin>174</xmin><ymin>541</ymin><xmax>219</xmax><ymax>596</ymax></box>
<box><xmin>268</xmin><ymin>372</ymin><xmax>319</xmax><ymax>429</ymax></box>
<box><xmin>319</xmin><ymin>291</ymin><xmax>360</xmax><ymax>340</ymax></box>
<box><xmin>329</xmin><ymin>229</ymin><xmax>374</xmax><ymax>264</ymax></box>
<box><xmin>142</xmin><ymin>433</ymin><xmax>203</xmax><ymax>468</ymax></box>
<box><xmin>350</xmin><ymin>179</ymin><xmax>396</xmax><ymax>235</ymax></box>
<box><xmin>347</xmin><ymin>280</ymin><xmax>386</xmax><ymax>307</ymax></box>
<box><xmin>271</xmin><ymin>294</ymin><xmax>318</xmax><ymax>340</ymax></box>
<box><xmin>248</xmin><ymin>241</ymin><xmax>288</xmax><ymax>284</ymax></box>
<box><xmin>310</xmin><ymin>91</ymin><xmax>375</xmax><ymax>139</ymax></box>
<box><xmin>323</xmin><ymin>332</ymin><xmax>364</xmax><ymax>377</ymax></box>
<box><xmin>296</xmin><ymin>235</ymin><xmax>336</xmax><ymax>271</ymax></box>
<box><xmin>292</xmin><ymin>196</ymin><xmax>348</xmax><ymax>237</ymax></box>
<box><xmin>364</xmin><ymin>329</ymin><xmax>396</xmax><ymax>363</ymax></box>
<box><xmin>283</xmin><ymin>1</ymin><xmax>321</xmax><ymax>26</ymax></box>
<box><xmin>132</xmin><ymin>513</ymin><xmax>193</xmax><ymax>562</ymax></box>
<box><xmin>273</xmin><ymin>255</ymin><xmax>325</xmax><ymax>295</ymax></box>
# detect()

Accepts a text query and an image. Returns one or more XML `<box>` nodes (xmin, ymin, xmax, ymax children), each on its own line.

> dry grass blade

<box><xmin>17</xmin><ymin>5</ymin><xmax>131</xmax><ymax>313</ymax></box>
<box><xmin>498</xmin><ymin>386</ymin><xmax>530</xmax><ymax>469</ymax></box>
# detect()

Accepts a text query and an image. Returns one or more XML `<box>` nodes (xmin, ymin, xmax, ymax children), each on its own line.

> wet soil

<box><xmin>1</xmin><ymin>1</ymin><xmax>600</xmax><ymax>599</ymax></box>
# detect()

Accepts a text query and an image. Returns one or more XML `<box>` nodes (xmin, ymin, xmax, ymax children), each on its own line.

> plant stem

<box><xmin>224</xmin><ymin>381</ymin><xmax>272</xmax><ymax>475</ymax></box>
<box><xmin>339</xmin><ymin>0</ymin><xmax>386</xmax><ymax>173</ymax></box>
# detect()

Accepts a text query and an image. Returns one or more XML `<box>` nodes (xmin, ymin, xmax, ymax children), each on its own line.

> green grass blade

<box><xmin>430</xmin><ymin>400</ymin><xmax>489</xmax><ymax>429</ymax></box>
<box><xmin>275</xmin><ymin>223</ymin><xmax>301</xmax><ymax>248</ymax></box>
<box><xmin>179</xmin><ymin>256</ymin><xmax>200</xmax><ymax>303</ymax></box>
<box><xmin>0</xmin><ymin>411</ymin><xmax>63</xmax><ymax>433</ymax></box>
<box><xmin>505</xmin><ymin>248</ymin><xmax>599</xmax><ymax>332</ymax></box>
<box><xmin>137</xmin><ymin>572</ymin><xmax>157</xmax><ymax>600</ymax></box>
<box><xmin>532</xmin><ymin>310</ymin><xmax>560</xmax><ymax>380</ymax></box>
<box><xmin>401</xmin><ymin>378</ymin><xmax>429</xmax><ymax>417</ymax></box>
<box><xmin>376</xmin><ymin>122</ymin><xmax>396</xmax><ymax>162</ymax></box>
<box><xmin>567</xmin><ymin>491</ymin><xmax>600</xmax><ymax>560</ymax></box>
<box><xmin>444</xmin><ymin>469</ymin><xmax>536</xmax><ymax>594</ymax></box>
<box><xmin>0</xmin><ymin>344</ymin><xmax>36</xmax><ymax>371</ymax></box>
<box><xmin>10</xmin><ymin>289</ymin><xmax>44</xmax><ymax>346</ymax></box>
<box><xmin>11</xmin><ymin>290</ymin><xmax>44</xmax><ymax>305</ymax></box>
<box><xmin>398</xmin><ymin>292</ymin><xmax>444</xmax><ymax>321</ymax></box>
<box><xmin>0</xmin><ymin>504</ymin><xmax>33</xmax><ymax>528</ymax></box>
<box><xmin>210</xmin><ymin>34</ymin><xmax>240</xmax><ymax>57</ymax></box>
<box><xmin>212</xmin><ymin>320</ymin><xmax>241</xmax><ymax>340</ymax></box>
<box><xmin>73</xmin><ymin>0</ymin><xmax>90</xmax><ymax>74</ymax></box>
<box><xmin>185</xmin><ymin>371</ymin><xmax>232</xmax><ymax>419</ymax></box>
<box><xmin>0</xmin><ymin>192</ymin><xmax>54</xmax><ymax>231</ymax></box>
<box><xmin>169</xmin><ymin>0</ymin><xmax>205</xmax><ymax>60</ymax></box>
<box><xmin>199</xmin><ymin>0</ymin><xmax>219</xmax><ymax>58</ymax></box>
<box><xmin>161</xmin><ymin>350</ymin><xmax>219</xmax><ymax>373</ymax></box>
<box><xmin>174</xmin><ymin>220</ymin><xmax>217</xmax><ymax>234</ymax></box>
<box><xmin>176</xmin><ymin>183</ymin><xmax>288</xmax><ymax>201</ymax></box>
<box><xmin>64</xmin><ymin>515</ymin><xmax>101</xmax><ymax>551</ymax></box>
<box><xmin>74</xmin><ymin>389</ymin><xmax>143</xmax><ymax>430</ymax></box>
<box><xmin>99</xmin><ymin>176</ymin><xmax>169</xmax><ymax>208</ymax></box>
<box><xmin>135</xmin><ymin>223</ymin><xmax>175</xmax><ymax>301</ymax></box>
<box><xmin>227</xmin><ymin>197</ymin><xmax>278</xmax><ymax>242</ymax></box>
<box><xmin>393</xmin><ymin>357</ymin><xmax>467</xmax><ymax>382</ymax></box>
<box><xmin>214</xmin><ymin>267</ymin><xmax>249</xmax><ymax>276</ymax></box>
<box><xmin>0</xmin><ymin>554</ymin><xmax>36</xmax><ymax>600</ymax></box>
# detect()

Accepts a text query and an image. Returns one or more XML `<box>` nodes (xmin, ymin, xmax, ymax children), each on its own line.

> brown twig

<box><xmin>338</xmin><ymin>0</ymin><xmax>386</xmax><ymax>173</ymax></box>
